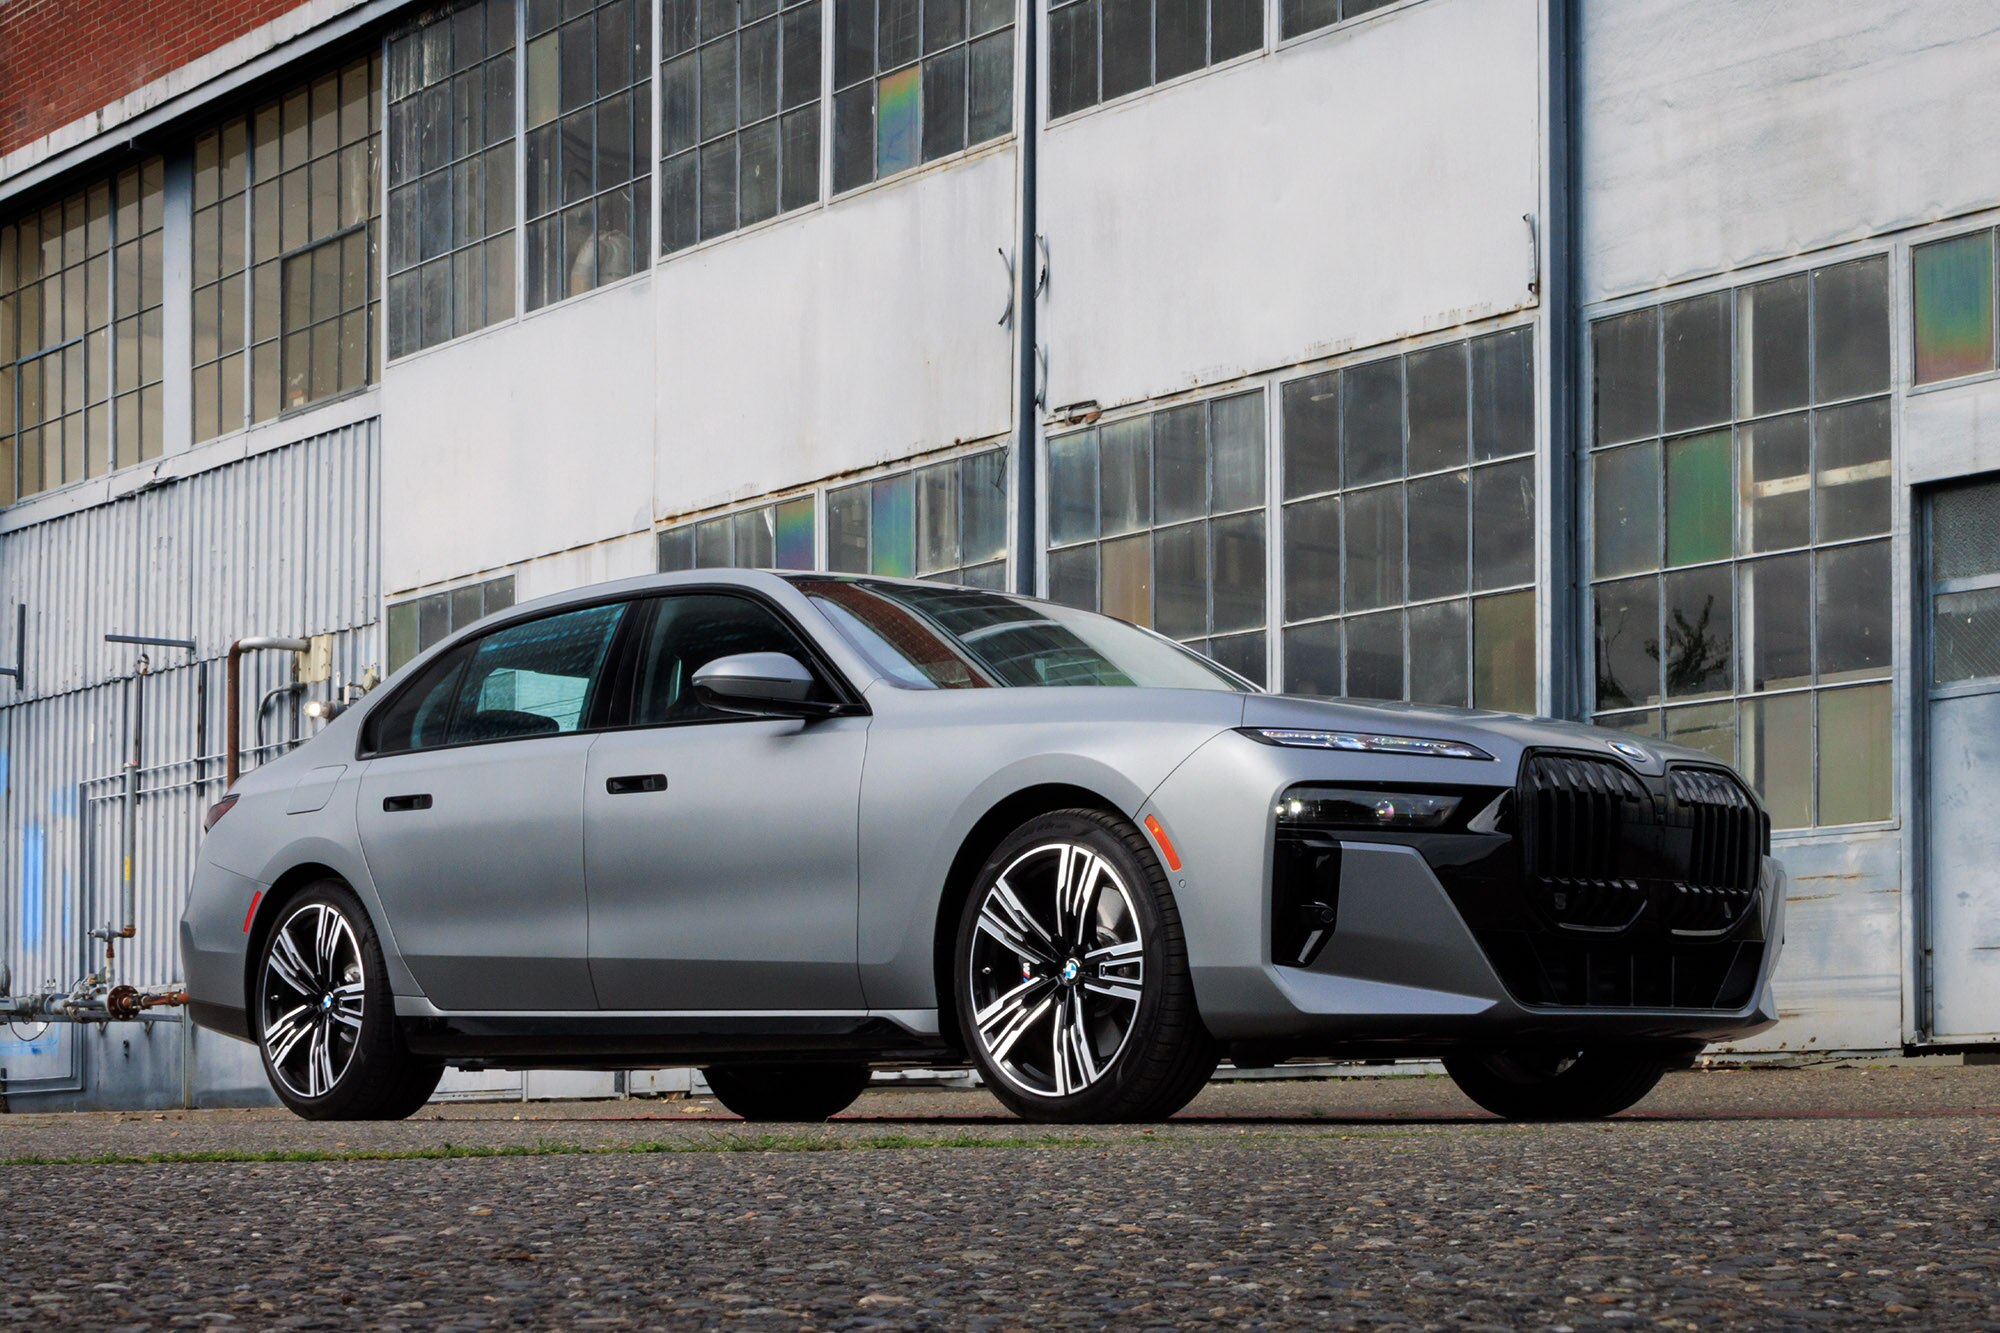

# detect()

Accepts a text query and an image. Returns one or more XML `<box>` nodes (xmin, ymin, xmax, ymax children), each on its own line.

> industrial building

<box><xmin>1</xmin><ymin>0</ymin><xmax>1996</xmax><ymax>1108</ymax></box>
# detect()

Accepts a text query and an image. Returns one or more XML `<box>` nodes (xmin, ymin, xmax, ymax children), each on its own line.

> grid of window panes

<box><xmin>386</xmin><ymin>0</ymin><xmax>519</xmax><ymax>358</ymax></box>
<box><xmin>658</xmin><ymin>495</ymin><xmax>818</xmax><ymax>570</ymax></box>
<box><xmin>1278</xmin><ymin>0</ymin><xmax>1395</xmax><ymax>42</ymax></box>
<box><xmin>524</xmin><ymin>0</ymin><xmax>653</xmax><ymax>310</ymax></box>
<box><xmin>1588</xmin><ymin>256</ymin><xmax>1892</xmax><ymax>829</ymax></box>
<box><xmin>387</xmin><ymin>573</ymin><xmax>518</xmax><ymax>671</ymax></box>
<box><xmin>1279</xmin><ymin>329</ymin><xmax>1537</xmax><ymax>711</ymax></box>
<box><xmin>1047</xmin><ymin>392</ymin><xmax>1268</xmax><ymax>684</ymax></box>
<box><xmin>1048</xmin><ymin>0</ymin><xmax>1260</xmax><ymax>120</ymax></box>
<box><xmin>194</xmin><ymin>54</ymin><xmax>381</xmax><ymax>442</ymax></box>
<box><xmin>832</xmin><ymin>0</ymin><xmax>1014</xmax><ymax>193</ymax></box>
<box><xmin>828</xmin><ymin>446</ymin><xmax>1010</xmax><ymax>586</ymax></box>
<box><xmin>1912</xmin><ymin>227</ymin><xmax>1999</xmax><ymax>386</ymax></box>
<box><xmin>660</xmin><ymin>0</ymin><xmax>822</xmax><ymax>253</ymax></box>
<box><xmin>0</xmin><ymin>160</ymin><xmax>164</xmax><ymax>506</ymax></box>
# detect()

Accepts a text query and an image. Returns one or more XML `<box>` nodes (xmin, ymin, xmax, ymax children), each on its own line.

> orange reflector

<box><xmin>242</xmin><ymin>889</ymin><xmax>263</xmax><ymax>934</ymax></box>
<box><xmin>1144</xmin><ymin>814</ymin><xmax>1183</xmax><ymax>872</ymax></box>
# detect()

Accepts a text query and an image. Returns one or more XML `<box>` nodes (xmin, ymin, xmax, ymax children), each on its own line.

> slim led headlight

<box><xmin>1242</xmin><ymin>728</ymin><xmax>1494</xmax><ymax>761</ymax></box>
<box><xmin>1275</xmin><ymin>790</ymin><xmax>1462</xmax><ymax>831</ymax></box>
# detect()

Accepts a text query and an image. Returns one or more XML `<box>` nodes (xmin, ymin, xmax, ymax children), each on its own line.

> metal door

<box><xmin>1923</xmin><ymin>474</ymin><xmax>2000</xmax><ymax>1042</ymax></box>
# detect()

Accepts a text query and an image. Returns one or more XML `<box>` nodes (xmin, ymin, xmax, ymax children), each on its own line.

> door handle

<box><xmin>605</xmin><ymin>773</ymin><xmax>668</xmax><ymax>795</ymax></box>
<box><xmin>382</xmin><ymin>793</ymin><xmax>432</xmax><ymax>812</ymax></box>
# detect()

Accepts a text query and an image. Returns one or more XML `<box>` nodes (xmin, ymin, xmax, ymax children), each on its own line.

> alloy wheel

<box><xmin>260</xmin><ymin>902</ymin><xmax>366</xmax><ymax>1100</ymax></box>
<box><xmin>965</xmin><ymin>840</ymin><xmax>1147</xmax><ymax>1099</ymax></box>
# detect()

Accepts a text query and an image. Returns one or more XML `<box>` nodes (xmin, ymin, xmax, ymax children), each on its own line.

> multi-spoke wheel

<box><xmin>955</xmin><ymin>809</ymin><xmax>1218</xmax><ymax>1123</ymax></box>
<box><xmin>254</xmin><ymin>880</ymin><xmax>442</xmax><ymax>1120</ymax></box>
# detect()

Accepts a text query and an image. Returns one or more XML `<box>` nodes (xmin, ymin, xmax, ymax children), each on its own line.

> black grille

<box><xmin>1475</xmin><ymin>931</ymin><xmax>1765</xmax><ymax>1010</ymax></box>
<box><xmin>1664</xmin><ymin>767</ymin><xmax>1769</xmax><ymax>932</ymax></box>
<box><xmin>1517</xmin><ymin>754</ymin><xmax>1652</xmax><ymax>930</ymax></box>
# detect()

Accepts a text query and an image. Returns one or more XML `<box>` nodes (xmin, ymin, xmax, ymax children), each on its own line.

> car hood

<box><xmin>1241</xmin><ymin>693</ymin><xmax>1728</xmax><ymax>780</ymax></box>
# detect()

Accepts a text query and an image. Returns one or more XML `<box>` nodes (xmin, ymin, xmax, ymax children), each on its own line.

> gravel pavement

<box><xmin>3</xmin><ymin>1062</ymin><xmax>1998</xmax><ymax>1328</ymax></box>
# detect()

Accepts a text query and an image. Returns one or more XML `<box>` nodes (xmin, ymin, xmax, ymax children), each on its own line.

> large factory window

<box><xmin>387</xmin><ymin>573</ymin><xmax>519</xmax><ymax>672</ymax></box>
<box><xmin>660</xmin><ymin>0</ymin><xmax>823</xmax><ymax>252</ymax></box>
<box><xmin>1</xmin><ymin>159</ymin><xmax>165</xmax><ymax>505</ymax></box>
<box><xmin>1588</xmin><ymin>256</ymin><xmax>1892</xmax><ymax>829</ymax></box>
<box><xmin>523</xmin><ymin>0</ymin><xmax>654</xmax><ymax>309</ymax></box>
<box><xmin>1277</xmin><ymin>328</ymin><xmax>1537</xmax><ymax>711</ymax></box>
<box><xmin>658</xmin><ymin>495</ymin><xmax>819</xmax><ymax>570</ymax></box>
<box><xmin>192</xmin><ymin>52</ymin><xmax>381</xmax><ymax>443</ymax></box>
<box><xmin>1913</xmin><ymin>228</ymin><xmax>1997</xmax><ymax>386</ymax></box>
<box><xmin>1278</xmin><ymin>0</ymin><xmax>1397</xmax><ymax>42</ymax></box>
<box><xmin>1047</xmin><ymin>392</ymin><xmax>1269</xmax><ymax>685</ymax></box>
<box><xmin>831</xmin><ymin>0</ymin><xmax>1015</xmax><ymax>192</ymax></box>
<box><xmin>1048</xmin><ymin>0</ymin><xmax>1260</xmax><ymax>120</ymax></box>
<box><xmin>386</xmin><ymin>0</ymin><xmax>520</xmax><ymax>358</ymax></box>
<box><xmin>827</xmin><ymin>446</ymin><xmax>1010</xmax><ymax>584</ymax></box>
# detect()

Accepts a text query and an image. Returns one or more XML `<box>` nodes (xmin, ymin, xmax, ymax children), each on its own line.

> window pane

<box><xmin>1100</xmin><ymin>531</ymin><xmax>1152</xmax><ymax>627</ymax></box>
<box><xmin>1913</xmin><ymin>230</ymin><xmax>1995</xmax><ymax>385</ymax></box>
<box><xmin>1049</xmin><ymin>0</ymin><xmax>1100</xmax><ymax>119</ymax></box>
<box><xmin>920</xmin><ymin>46</ymin><xmax>967</xmax><ymax>162</ymax></box>
<box><xmin>1345</xmin><ymin>609</ymin><xmax>1403</xmax><ymax>701</ymax></box>
<box><xmin>966</xmin><ymin>29</ymin><xmax>1011</xmax><ymax>144</ymax></box>
<box><xmin>960</xmin><ymin>448</ymin><xmax>1009</xmax><ymax>566</ymax></box>
<box><xmin>1737</xmin><ymin>273</ymin><xmax>1809</xmax><ymax>417</ymax></box>
<box><xmin>876</xmin><ymin>65</ymin><xmax>922</xmax><ymax>176</ymax></box>
<box><xmin>870</xmin><ymin>472</ymin><xmax>916</xmax><ymax>575</ymax></box>
<box><xmin>1933</xmin><ymin>586</ymin><xmax>2000</xmax><ymax>686</ymax></box>
<box><xmin>1098</xmin><ymin>416</ymin><xmax>1151</xmax><ymax>537</ymax></box>
<box><xmin>1210</xmin><ymin>511</ymin><xmax>1264</xmax><ymax>635</ymax></box>
<box><xmin>1662</xmin><ymin>290</ymin><xmax>1730</xmax><ymax>434</ymax></box>
<box><xmin>1665</xmin><ymin>700</ymin><xmax>1735</xmax><ymax>767</ymax></box>
<box><xmin>1282</xmin><ymin>618</ymin><xmax>1341</xmax><ymax>695</ymax></box>
<box><xmin>1470</xmin><ymin>326</ymin><xmax>1533</xmax><ymax>462</ymax></box>
<box><xmin>1813</xmin><ymin>256</ymin><xmax>1889</xmax><ymax>401</ymax></box>
<box><xmin>1283</xmin><ymin>495</ymin><xmax>1339</xmax><ymax>623</ymax></box>
<box><xmin>658</xmin><ymin>525</ymin><xmax>695</xmax><ymax>572</ymax></box>
<box><xmin>1740</xmin><ymin>553</ymin><xmax>1812</xmax><ymax>693</ymax></box>
<box><xmin>1742</xmin><ymin>692</ymin><xmax>1812</xmax><ymax>830</ymax></box>
<box><xmin>1817</xmin><ymin>540</ymin><xmax>1890</xmax><ymax>682</ymax></box>
<box><xmin>694</xmin><ymin>514</ymin><xmax>733</xmax><ymax>566</ymax></box>
<box><xmin>1153</xmin><ymin>521</ymin><xmax>1208</xmax><ymax>640</ymax></box>
<box><xmin>1408</xmin><ymin>597</ymin><xmax>1468</xmax><ymax>707</ymax></box>
<box><xmin>1814</xmin><ymin>398</ymin><xmax>1891</xmax><ymax>543</ymax></box>
<box><xmin>1931</xmin><ymin>473</ymin><xmax>2000</xmax><ymax>582</ymax></box>
<box><xmin>1342</xmin><ymin>356</ymin><xmax>1402</xmax><ymax>487</ymax></box>
<box><xmin>1048</xmin><ymin>542</ymin><xmax>1097</xmax><ymax>610</ymax></box>
<box><xmin>827</xmin><ymin>482</ymin><xmax>869</xmax><ymax>571</ymax></box>
<box><xmin>1406</xmin><ymin>470</ymin><xmax>1468</xmax><ymax>602</ymax></box>
<box><xmin>1738</xmin><ymin>413</ymin><xmax>1810</xmax><ymax>554</ymax></box>
<box><xmin>1156</xmin><ymin>0</ymin><xmax>1204</xmax><ymax>82</ymax></box>
<box><xmin>835</xmin><ymin>0</ymin><xmax>874</xmax><ymax>85</ymax></box>
<box><xmin>1816</xmin><ymin>684</ymin><xmax>1891</xmax><ymax>825</ymax></box>
<box><xmin>1207</xmin><ymin>630</ymin><xmax>1266</xmax><ymax>688</ymax></box>
<box><xmin>1210</xmin><ymin>0</ymin><xmax>1261</xmax><ymax>61</ymax></box>
<box><xmin>1594</xmin><ymin>575</ymin><xmax>1659</xmax><ymax>709</ymax></box>
<box><xmin>1663</xmin><ymin>563</ymin><xmax>1732</xmax><ymax>699</ymax></box>
<box><xmin>1592</xmin><ymin>307</ymin><xmax>1656</xmax><ymax>447</ymax></box>
<box><xmin>1099</xmin><ymin>0</ymin><xmax>1150</xmax><ymax>102</ymax></box>
<box><xmin>1664</xmin><ymin>430</ymin><xmax>1732</xmax><ymax>567</ymax></box>
<box><xmin>916</xmin><ymin>460</ymin><xmax>960</xmax><ymax>574</ymax></box>
<box><xmin>1048</xmin><ymin>430</ymin><xmax>1098</xmax><ymax>544</ymax></box>
<box><xmin>1405</xmin><ymin>342</ymin><xmax>1468</xmax><ymax>475</ymax></box>
<box><xmin>735</xmin><ymin>505</ymin><xmax>777</xmax><ymax>569</ymax></box>
<box><xmin>1471</xmin><ymin>458</ymin><xmax>1534</xmax><ymax>591</ymax></box>
<box><xmin>1209</xmin><ymin>391</ymin><xmax>1265</xmax><ymax>513</ymax></box>
<box><xmin>1599</xmin><ymin>709</ymin><xmax>1661</xmax><ymax>740</ymax></box>
<box><xmin>1281</xmin><ymin>370</ymin><xmax>1339</xmax><ymax>499</ymax></box>
<box><xmin>1281</xmin><ymin>0</ymin><xmax>1338</xmax><ymax>38</ymax></box>
<box><xmin>1472</xmin><ymin>589</ymin><xmax>1535</xmax><ymax>714</ymax></box>
<box><xmin>1343</xmin><ymin>482</ymin><xmax>1402</xmax><ymax>613</ymax></box>
<box><xmin>1592</xmin><ymin>440</ymin><xmax>1659</xmax><ymax>579</ymax></box>
<box><xmin>1153</xmin><ymin>403</ymin><xmax>1206</xmax><ymax>525</ymax></box>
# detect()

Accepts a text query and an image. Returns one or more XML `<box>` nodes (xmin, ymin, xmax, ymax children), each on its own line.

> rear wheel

<box><xmin>955</xmin><ymin>809</ymin><xmax>1218</xmax><ymax>1124</ymax></box>
<box><xmin>704</xmin><ymin>1063</ymin><xmax>872</xmax><ymax>1122</ymax></box>
<box><xmin>1443</xmin><ymin>1046</ymin><xmax>1672</xmax><ymax>1121</ymax></box>
<box><xmin>255</xmin><ymin>880</ymin><xmax>443</xmax><ymax>1121</ymax></box>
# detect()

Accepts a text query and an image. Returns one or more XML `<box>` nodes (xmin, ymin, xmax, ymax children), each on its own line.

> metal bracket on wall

<box><xmin>1035</xmin><ymin>344</ymin><xmax>1048</xmax><ymax>410</ymax></box>
<box><xmin>1523</xmin><ymin>212</ymin><xmax>1540</xmax><ymax>296</ymax></box>
<box><xmin>997</xmin><ymin>247</ymin><xmax>1017</xmax><ymax>329</ymax></box>
<box><xmin>0</xmin><ymin>603</ymin><xmax>24</xmax><ymax>691</ymax></box>
<box><xmin>1035</xmin><ymin>234</ymin><xmax>1050</xmax><ymax>300</ymax></box>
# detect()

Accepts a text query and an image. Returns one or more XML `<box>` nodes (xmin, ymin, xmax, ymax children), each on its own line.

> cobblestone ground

<box><xmin>2</xmin><ymin>1063</ymin><xmax>1997</xmax><ymax>1329</ymax></box>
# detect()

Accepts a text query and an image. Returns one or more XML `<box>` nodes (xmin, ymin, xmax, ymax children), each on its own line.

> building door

<box><xmin>1924</xmin><ymin>474</ymin><xmax>2000</xmax><ymax>1043</ymax></box>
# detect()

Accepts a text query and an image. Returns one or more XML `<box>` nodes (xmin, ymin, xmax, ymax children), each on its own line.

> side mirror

<box><xmin>690</xmin><ymin>652</ymin><xmax>837</xmax><ymax>718</ymax></box>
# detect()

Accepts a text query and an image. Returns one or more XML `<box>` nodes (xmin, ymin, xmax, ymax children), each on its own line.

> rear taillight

<box><xmin>203</xmin><ymin>794</ymin><xmax>240</xmax><ymax>832</ymax></box>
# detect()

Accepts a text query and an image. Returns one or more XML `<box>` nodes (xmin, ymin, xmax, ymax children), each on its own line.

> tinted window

<box><xmin>368</xmin><ymin>644</ymin><xmax>472</xmax><ymax>755</ymax></box>
<box><xmin>633</xmin><ymin>593</ymin><xmax>823</xmax><ymax>724</ymax></box>
<box><xmin>444</xmin><ymin>603</ymin><xmax>627</xmax><ymax>744</ymax></box>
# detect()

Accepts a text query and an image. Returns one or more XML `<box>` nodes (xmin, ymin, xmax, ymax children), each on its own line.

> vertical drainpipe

<box><xmin>1544</xmin><ymin>0</ymin><xmax>1583</xmax><ymax>718</ymax></box>
<box><xmin>1011</xmin><ymin>0</ymin><xmax>1041</xmax><ymax>597</ymax></box>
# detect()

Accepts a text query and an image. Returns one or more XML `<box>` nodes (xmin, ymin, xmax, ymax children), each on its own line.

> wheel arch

<box><xmin>930</xmin><ymin>782</ymin><xmax>1131</xmax><ymax>1056</ymax></box>
<box><xmin>241</xmin><ymin>861</ymin><xmax>353</xmax><ymax>1013</ymax></box>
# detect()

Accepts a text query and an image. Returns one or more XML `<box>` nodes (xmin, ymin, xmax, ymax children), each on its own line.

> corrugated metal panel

<box><xmin>0</xmin><ymin>422</ymin><xmax>379</xmax><ymax>704</ymax></box>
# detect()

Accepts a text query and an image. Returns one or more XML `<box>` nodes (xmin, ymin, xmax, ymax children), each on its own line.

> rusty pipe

<box><xmin>226</xmin><ymin>637</ymin><xmax>309</xmax><ymax>789</ymax></box>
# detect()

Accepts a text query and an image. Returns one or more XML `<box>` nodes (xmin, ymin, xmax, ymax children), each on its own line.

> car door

<box><xmin>355</xmin><ymin>599</ymin><xmax>630</xmax><ymax>1012</ymax></box>
<box><xmin>584</xmin><ymin>590</ymin><xmax>869</xmax><ymax>1011</ymax></box>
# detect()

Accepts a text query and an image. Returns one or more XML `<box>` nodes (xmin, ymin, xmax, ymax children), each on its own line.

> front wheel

<box><xmin>1443</xmin><ymin>1046</ymin><xmax>1673</xmax><ymax>1121</ymax></box>
<box><xmin>954</xmin><ymin>809</ymin><xmax>1218</xmax><ymax>1124</ymax></box>
<box><xmin>704</xmin><ymin>1063</ymin><xmax>872</xmax><ymax>1122</ymax></box>
<box><xmin>255</xmin><ymin>880</ymin><xmax>443</xmax><ymax>1120</ymax></box>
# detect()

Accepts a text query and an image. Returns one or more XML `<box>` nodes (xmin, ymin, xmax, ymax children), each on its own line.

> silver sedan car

<box><xmin>182</xmin><ymin>571</ymin><xmax>1783</xmax><ymax>1123</ymax></box>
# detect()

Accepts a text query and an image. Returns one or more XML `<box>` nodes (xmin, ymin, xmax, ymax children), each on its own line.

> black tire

<box><xmin>954</xmin><ymin>808</ymin><xmax>1219</xmax><ymax>1124</ymax></box>
<box><xmin>253</xmin><ymin>880</ymin><xmax>444</xmax><ymax>1121</ymax></box>
<box><xmin>1443</xmin><ymin>1046</ymin><xmax>1671</xmax><ymax>1121</ymax></box>
<box><xmin>704</xmin><ymin>1063</ymin><xmax>872</xmax><ymax>1122</ymax></box>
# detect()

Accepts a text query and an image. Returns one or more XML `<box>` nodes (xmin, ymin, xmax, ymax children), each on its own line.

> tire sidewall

<box><xmin>954</xmin><ymin>810</ymin><xmax>1189</xmax><ymax>1122</ymax></box>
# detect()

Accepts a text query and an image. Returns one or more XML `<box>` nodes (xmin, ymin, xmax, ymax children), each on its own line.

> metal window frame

<box><xmin>1042</xmin><ymin>0</ymin><xmax>1269</xmax><ymax>127</ymax></box>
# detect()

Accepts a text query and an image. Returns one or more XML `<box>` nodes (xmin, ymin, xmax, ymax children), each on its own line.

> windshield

<box><xmin>791</xmin><ymin>578</ymin><xmax>1256</xmax><ymax>692</ymax></box>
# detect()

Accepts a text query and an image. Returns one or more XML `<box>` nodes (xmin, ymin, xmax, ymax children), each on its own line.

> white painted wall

<box><xmin>653</xmin><ymin>147</ymin><xmax>1020</xmax><ymax>516</ymax></box>
<box><xmin>1580</xmin><ymin>0</ymin><xmax>2000</xmax><ymax>304</ymax></box>
<box><xmin>1038</xmin><ymin>0</ymin><xmax>1542</xmax><ymax>411</ymax></box>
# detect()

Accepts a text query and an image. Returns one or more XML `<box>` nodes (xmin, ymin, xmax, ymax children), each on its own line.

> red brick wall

<box><xmin>0</xmin><ymin>0</ymin><xmax>312</xmax><ymax>157</ymax></box>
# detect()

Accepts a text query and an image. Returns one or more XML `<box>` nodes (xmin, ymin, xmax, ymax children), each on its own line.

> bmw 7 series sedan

<box><xmin>182</xmin><ymin>570</ymin><xmax>1783</xmax><ymax>1123</ymax></box>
